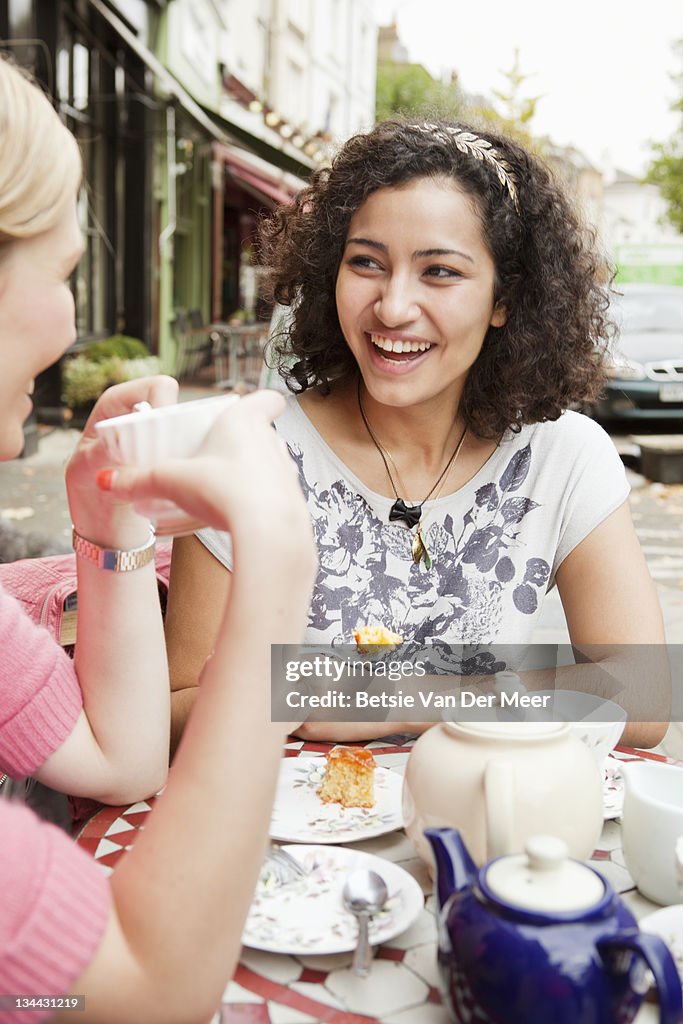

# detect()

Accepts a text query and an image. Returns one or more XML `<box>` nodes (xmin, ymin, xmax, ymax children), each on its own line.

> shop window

<box><xmin>8</xmin><ymin>0</ymin><xmax>33</xmax><ymax>37</ymax></box>
<box><xmin>58</xmin><ymin>27</ymin><xmax>113</xmax><ymax>339</ymax></box>
<box><xmin>72</xmin><ymin>41</ymin><xmax>88</xmax><ymax>109</ymax></box>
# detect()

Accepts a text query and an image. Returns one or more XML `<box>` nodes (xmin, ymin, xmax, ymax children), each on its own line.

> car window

<box><xmin>614</xmin><ymin>292</ymin><xmax>683</xmax><ymax>332</ymax></box>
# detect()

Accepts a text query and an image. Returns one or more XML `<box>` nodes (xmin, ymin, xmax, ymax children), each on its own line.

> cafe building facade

<box><xmin>0</xmin><ymin>0</ymin><xmax>326</xmax><ymax>411</ymax></box>
<box><xmin>2</xmin><ymin>1</ymin><xmax>377</xmax><ymax>409</ymax></box>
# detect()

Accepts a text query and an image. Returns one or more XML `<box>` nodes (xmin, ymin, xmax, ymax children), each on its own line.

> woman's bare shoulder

<box><xmin>297</xmin><ymin>381</ymin><xmax>358</xmax><ymax>440</ymax></box>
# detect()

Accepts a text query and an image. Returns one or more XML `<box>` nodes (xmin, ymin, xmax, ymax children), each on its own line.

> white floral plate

<box><xmin>639</xmin><ymin>905</ymin><xmax>683</xmax><ymax>985</ymax></box>
<box><xmin>269</xmin><ymin>756</ymin><xmax>404</xmax><ymax>844</ymax></box>
<box><xmin>243</xmin><ymin>844</ymin><xmax>424</xmax><ymax>954</ymax></box>
<box><xmin>603</xmin><ymin>754</ymin><xmax>625</xmax><ymax>820</ymax></box>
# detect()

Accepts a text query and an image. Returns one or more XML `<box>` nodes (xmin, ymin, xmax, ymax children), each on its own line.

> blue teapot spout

<box><xmin>424</xmin><ymin>828</ymin><xmax>478</xmax><ymax>911</ymax></box>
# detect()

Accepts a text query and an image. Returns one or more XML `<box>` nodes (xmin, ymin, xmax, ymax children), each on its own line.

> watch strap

<box><xmin>72</xmin><ymin>527</ymin><xmax>156</xmax><ymax>572</ymax></box>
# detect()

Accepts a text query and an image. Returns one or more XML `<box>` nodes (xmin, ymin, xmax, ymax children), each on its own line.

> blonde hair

<box><xmin>0</xmin><ymin>55</ymin><xmax>81</xmax><ymax>243</ymax></box>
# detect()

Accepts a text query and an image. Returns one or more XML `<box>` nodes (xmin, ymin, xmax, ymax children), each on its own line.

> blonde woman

<box><xmin>0</xmin><ymin>57</ymin><xmax>315</xmax><ymax>1022</ymax></box>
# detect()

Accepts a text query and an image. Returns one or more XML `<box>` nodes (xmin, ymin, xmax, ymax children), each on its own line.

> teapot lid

<box><xmin>483</xmin><ymin>836</ymin><xmax>605</xmax><ymax>914</ymax></box>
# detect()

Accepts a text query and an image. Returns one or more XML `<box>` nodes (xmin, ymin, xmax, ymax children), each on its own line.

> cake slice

<box><xmin>317</xmin><ymin>745</ymin><xmax>376</xmax><ymax>808</ymax></box>
<box><xmin>353</xmin><ymin>623</ymin><xmax>403</xmax><ymax>655</ymax></box>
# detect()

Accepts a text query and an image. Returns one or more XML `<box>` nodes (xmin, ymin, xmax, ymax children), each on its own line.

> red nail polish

<box><xmin>96</xmin><ymin>468</ymin><xmax>114</xmax><ymax>491</ymax></box>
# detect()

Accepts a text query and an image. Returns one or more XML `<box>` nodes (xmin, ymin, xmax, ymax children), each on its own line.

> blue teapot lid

<box><xmin>484</xmin><ymin>836</ymin><xmax>605</xmax><ymax>914</ymax></box>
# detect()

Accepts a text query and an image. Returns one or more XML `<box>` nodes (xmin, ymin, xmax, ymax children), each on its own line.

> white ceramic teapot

<box><xmin>403</xmin><ymin>695</ymin><xmax>604</xmax><ymax>867</ymax></box>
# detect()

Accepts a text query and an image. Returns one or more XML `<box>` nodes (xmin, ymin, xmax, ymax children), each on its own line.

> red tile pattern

<box><xmin>75</xmin><ymin>741</ymin><xmax>676</xmax><ymax>1023</ymax></box>
<box><xmin>235</xmin><ymin>965</ymin><xmax>377</xmax><ymax>1022</ymax></box>
<box><xmin>77</xmin><ymin>739</ymin><xmax>415</xmax><ymax>1022</ymax></box>
<box><xmin>298</xmin><ymin>968</ymin><xmax>329</xmax><ymax>984</ymax></box>
<box><xmin>219</xmin><ymin>1005</ymin><xmax>270</xmax><ymax>1023</ymax></box>
<box><xmin>375</xmin><ymin>947</ymin><xmax>405</xmax><ymax>962</ymax></box>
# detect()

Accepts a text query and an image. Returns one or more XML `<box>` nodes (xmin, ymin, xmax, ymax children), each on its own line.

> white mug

<box><xmin>621</xmin><ymin>760</ymin><xmax>683</xmax><ymax>906</ymax></box>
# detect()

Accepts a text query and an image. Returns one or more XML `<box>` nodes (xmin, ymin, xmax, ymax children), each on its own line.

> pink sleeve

<box><xmin>0</xmin><ymin>586</ymin><xmax>82</xmax><ymax>778</ymax></box>
<box><xmin>0</xmin><ymin>802</ymin><xmax>111</xmax><ymax>1022</ymax></box>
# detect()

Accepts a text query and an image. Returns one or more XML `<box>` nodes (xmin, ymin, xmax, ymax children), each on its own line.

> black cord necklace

<box><xmin>357</xmin><ymin>379</ymin><xmax>467</xmax><ymax>539</ymax></box>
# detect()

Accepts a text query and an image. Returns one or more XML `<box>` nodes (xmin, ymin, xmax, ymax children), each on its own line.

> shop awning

<box><xmin>215</xmin><ymin>147</ymin><xmax>302</xmax><ymax>208</ymax></box>
<box><xmin>227</xmin><ymin>166</ymin><xmax>291</xmax><ymax>207</ymax></box>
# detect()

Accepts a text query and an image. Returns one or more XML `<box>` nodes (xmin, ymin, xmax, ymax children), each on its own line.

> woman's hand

<box><xmin>98</xmin><ymin>390</ymin><xmax>312</xmax><ymax>556</ymax></box>
<box><xmin>65</xmin><ymin>376</ymin><xmax>179</xmax><ymax>548</ymax></box>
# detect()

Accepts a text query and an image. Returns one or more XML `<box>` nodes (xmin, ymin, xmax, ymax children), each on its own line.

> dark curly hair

<box><xmin>260</xmin><ymin>118</ymin><xmax>614</xmax><ymax>439</ymax></box>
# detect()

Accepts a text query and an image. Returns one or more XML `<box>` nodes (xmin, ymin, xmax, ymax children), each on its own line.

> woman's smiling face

<box><xmin>335</xmin><ymin>176</ymin><xmax>506</xmax><ymax>410</ymax></box>
<box><xmin>0</xmin><ymin>196</ymin><xmax>83</xmax><ymax>460</ymax></box>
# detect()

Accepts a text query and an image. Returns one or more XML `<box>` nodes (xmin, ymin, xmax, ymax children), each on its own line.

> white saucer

<box><xmin>639</xmin><ymin>905</ymin><xmax>683</xmax><ymax>984</ymax></box>
<box><xmin>269</xmin><ymin>756</ymin><xmax>404</xmax><ymax>844</ymax></box>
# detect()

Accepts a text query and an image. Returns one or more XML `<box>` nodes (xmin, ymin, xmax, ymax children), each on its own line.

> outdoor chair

<box><xmin>174</xmin><ymin>310</ymin><xmax>227</xmax><ymax>383</ymax></box>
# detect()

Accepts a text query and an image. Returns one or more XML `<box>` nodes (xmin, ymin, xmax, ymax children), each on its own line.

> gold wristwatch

<box><xmin>72</xmin><ymin>527</ymin><xmax>156</xmax><ymax>572</ymax></box>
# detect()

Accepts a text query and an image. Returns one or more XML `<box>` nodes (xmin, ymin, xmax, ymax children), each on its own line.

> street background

<box><xmin>1</xmin><ymin>3</ymin><xmax>682</xmax><ymax>758</ymax></box>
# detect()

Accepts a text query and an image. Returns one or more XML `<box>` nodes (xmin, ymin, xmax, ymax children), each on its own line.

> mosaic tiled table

<box><xmin>76</xmin><ymin>740</ymin><xmax>679</xmax><ymax>1024</ymax></box>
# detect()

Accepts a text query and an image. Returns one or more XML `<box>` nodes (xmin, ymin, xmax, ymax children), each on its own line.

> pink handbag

<box><xmin>0</xmin><ymin>541</ymin><xmax>173</xmax><ymax>646</ymax></box>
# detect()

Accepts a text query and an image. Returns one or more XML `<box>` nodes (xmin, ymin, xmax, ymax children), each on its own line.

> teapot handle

<box><xmin>484</xmin><ymin>759</ymin><xmax>514</xmax><ymax>860</ymax></box>
<box><xmin>597</xmin><ymin>932</ymin><xmax>683</xmax><ymax>1024</ymax></box>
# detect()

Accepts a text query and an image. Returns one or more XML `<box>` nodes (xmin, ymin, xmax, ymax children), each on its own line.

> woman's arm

<box><xmin>556</xmin><ymin>500</ymin><xmax>669</xmax><ymax>747</ymax></box>
<box><xmin>33</xmin><ymin>377</ymin><xmax>181</xmax><ymax>803</ymax></box>
<box><xmin>165</xmin><ymin>534</ymin><xmax>231</xmax><ymax>757</ymax></box>
<box><xmin>291</xmin><ymin>719</ymin><xmax>432</xmax><ymax>741</ymax></box>
<box><xmin>56</xmin><ymin>390</ymin><xmax>317</xmax><ymax>1023</ymax></box>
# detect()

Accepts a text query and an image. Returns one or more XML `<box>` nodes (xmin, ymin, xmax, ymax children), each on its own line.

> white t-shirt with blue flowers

<box><xmin>198</xmin><ymin>397</ymin><xmax>629</xmax><ymax>649</ymax></box>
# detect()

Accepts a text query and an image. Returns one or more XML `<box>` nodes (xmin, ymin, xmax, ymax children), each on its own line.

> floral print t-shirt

<box><xmin>198</xmin><ymin>398</ymin><xmax>629</xmax><ymax>649</ymax></box>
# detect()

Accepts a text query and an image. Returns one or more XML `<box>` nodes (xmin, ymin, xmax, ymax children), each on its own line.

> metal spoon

<box><xmin>342</xmin><ymin>868</ymin><xmax>389</xmax><ymax>977</ymax></box>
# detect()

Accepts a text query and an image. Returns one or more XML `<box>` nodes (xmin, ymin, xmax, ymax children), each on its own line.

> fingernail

<box><xmin>96</xmin><ymin>468</ymin><xmax>116</xmax><ymax>491</ymax></box>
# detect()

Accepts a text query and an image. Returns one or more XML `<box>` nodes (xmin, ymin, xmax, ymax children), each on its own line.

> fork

<box><xmin>261</xmin><ymin>845</ymin><xmax>309</xmax><ymax>886</ymax></box>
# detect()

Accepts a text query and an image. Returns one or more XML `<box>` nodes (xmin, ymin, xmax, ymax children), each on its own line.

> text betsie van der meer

<box><xmin>282</xmin><ymin>656</ymin><xmax>552</xmax><ymax>711</ymax></box>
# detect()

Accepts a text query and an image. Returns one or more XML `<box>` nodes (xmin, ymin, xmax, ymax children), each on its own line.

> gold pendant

<box><xmin>412</xmin><ymin>527</ymin><xmax>432</xmax><ymax>569</ymax></box>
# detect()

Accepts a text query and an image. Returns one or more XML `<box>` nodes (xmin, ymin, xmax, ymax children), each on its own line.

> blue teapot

<box><xmin>426</xmin><ymin>827</ymin><xmax>683</xmax><ymax>1024</ymax></box>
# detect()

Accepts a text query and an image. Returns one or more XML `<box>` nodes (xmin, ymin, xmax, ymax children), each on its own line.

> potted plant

<box><xmin>61</xmin><ymin>335</ymin><xmax>161</xmax><ymax>425</ymax></box>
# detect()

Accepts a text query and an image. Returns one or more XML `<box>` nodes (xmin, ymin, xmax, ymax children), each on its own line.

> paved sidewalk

<box><xmin>532</xmin><ymin>466</ymin><xmax>683</xmax><ymax>646</ymax></box>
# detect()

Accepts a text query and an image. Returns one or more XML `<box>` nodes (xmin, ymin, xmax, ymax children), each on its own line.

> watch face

<box><xmin>72</xmin><ymin>529</ymin><xmax>155</xmax><ymax>571</ymax></box>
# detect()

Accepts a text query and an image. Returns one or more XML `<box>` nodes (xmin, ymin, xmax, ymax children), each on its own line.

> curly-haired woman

<box><xmin>166</xmin><ymin>119</ymin><xmax>667</xmax><ymax>749</ymax></box>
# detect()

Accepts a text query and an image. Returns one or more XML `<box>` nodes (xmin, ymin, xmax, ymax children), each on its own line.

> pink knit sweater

<box><xmin>0</xmin><ymin>585</ymin><xmax>111</xmax><ymax>1021</ymax></box>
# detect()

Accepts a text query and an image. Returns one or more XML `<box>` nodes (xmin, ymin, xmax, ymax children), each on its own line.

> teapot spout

<box><xmin>424</xmin><ymin>828</ymin><xmax>478</xmax><ymax>911</ymax></box>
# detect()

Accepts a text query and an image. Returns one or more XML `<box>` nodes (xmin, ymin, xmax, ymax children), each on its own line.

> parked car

<box><xmin>591</xmin><ymin>283</ymin><xmax>683</xmax><ymax>423</ymax></box>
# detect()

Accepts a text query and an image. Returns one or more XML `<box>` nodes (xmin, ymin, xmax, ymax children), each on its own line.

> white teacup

<box><xmin>95</xmin><ymin>394</ymin><xmax>239</xmax><ymax>464</ymax></box>
<box><xmin>621</xmin><ymin>761</ymin><xmax>683</xmax><ymax>906</ymax></box>
<box><xmin>533</xmin><ymin>689</ymin><xmax>627</xmax><ymax>766</ymax></box>
<box><xmin>95</xmin><ymin>394</ymin><xmax>239</xmax><ymax>531</ymax></box>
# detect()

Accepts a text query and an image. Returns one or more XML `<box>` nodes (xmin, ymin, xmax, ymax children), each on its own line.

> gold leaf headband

<box><xmin>408</xmin><ymin>123</ymin><xmax>521</xmax><ymax>215</ymax></box>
